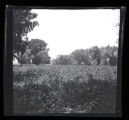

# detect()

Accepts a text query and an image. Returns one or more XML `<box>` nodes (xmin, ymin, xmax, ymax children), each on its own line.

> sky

<box><xmin>27</xmin><ymin>9</ymin><xmax>120</xmax><ymax>59</ymax></box>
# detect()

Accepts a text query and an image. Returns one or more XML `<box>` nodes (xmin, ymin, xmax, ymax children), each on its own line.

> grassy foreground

<box><xmin>13</xmin><ymin>65</ymin><xmax>117</xmax><ymax>114</ymax></box>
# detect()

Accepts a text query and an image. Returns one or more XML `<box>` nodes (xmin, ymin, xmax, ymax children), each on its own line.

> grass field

<box><xmin>13</xmin><ymin>65</ymin><xmax>117</xmax><ymax>114</ymax></box>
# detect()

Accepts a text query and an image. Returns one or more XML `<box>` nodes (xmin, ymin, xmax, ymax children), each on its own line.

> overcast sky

<box><xmin>27</xmin><ymin>9</ymin><xmax>120</xmax><ymax>59</ymax></box>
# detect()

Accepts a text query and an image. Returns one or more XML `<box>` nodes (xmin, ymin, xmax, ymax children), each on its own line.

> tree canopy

<box><xmin>52</xmin><ymin>55</ymin><xmax>73</xmax><ymax>65</ymax></box>
<box><xmin>13</xmin><ymin>9</ymin><xmax>39</xmax><ymax>61</ymax></box>
<box><xmin>28</xmin><ymin>39</ymin><xmax>47</xmax><ymax>56</ymax></box>
<box><xmin>36</xmin><ymin>50</ymin><xmax>51</xmax><ymax>64</ymax></box>
<box><xmin>52</xmin><ymin>46</ymin><xmax>118</xmax><ymax>66</ymax></box>
<box><xmin>71</xmin><ymin>49</ymin><xmax>91</xmax><ymax>65</ymax></box>
<box><xmin>20</xmin><ymin>39</ymin><xmax>51</xmax><ymax>65</ymax></box>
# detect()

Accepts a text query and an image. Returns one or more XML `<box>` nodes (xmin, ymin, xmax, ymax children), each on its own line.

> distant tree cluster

<box><xmin>19</xmin><ymin>39</ymin><xmax>51</xmax><ymax>65</ymax></box>
<box><xmin>52</xmin><ymin>46</ymin><xmax>118</xmax><ymax>66</ymax></box>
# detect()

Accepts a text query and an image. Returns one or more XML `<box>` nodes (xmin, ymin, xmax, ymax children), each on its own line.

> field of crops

<box><xmin>13</xmin><ymin>65</ymin><xmax>117</xmax><ymax>115</ymax></box>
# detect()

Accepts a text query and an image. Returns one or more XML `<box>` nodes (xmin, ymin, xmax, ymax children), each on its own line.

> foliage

<box><xmin>53</xmin><ymin>46</ymin><xmax>118</xmax><ymax>66</ymax></box>
<box><xmin>19</xmin><ymin>39</ymin><xmax>51</xmax><ymax>65</ymax></box>
<box><xmin>13</xmin><ymin>65</ymin><xmax>117</xmax><ymax>114</ymax></box>
<box><xmin>100</xmin><ymin>46</ymin><xmax>118</xmax><ymax>66</ymax></box>
<box><xmin>88</xmin><ymin>46</ymin><xmax>101</xmax><ymax>65</ymax></box>
<box><xmin>28</xmin><ymin>39</ymin><xmax>47</xmax><ymax>55</ymax></box>
<box><xmin>71</xmin><ymin>49</ymin><xmax>91</xmax><ymax>65</ymax></box>
<box><xmin>13</xmin><ymin>9</ymin><xmax>39</xmax><ymax>60</ymax></box>
<box><xmin>20</xmin><ymin>49</ymin><xmax>34</xmax><ymax>64</ymax></box>
<box><xmin>36</xmin><ymin>50</ymin><xmax>51</xmax><ymax>64</ymax></box>
<box><xmin>52</xmin><ymin>55</ymin><xmax>73</xmax><ymax>65</ymax></box>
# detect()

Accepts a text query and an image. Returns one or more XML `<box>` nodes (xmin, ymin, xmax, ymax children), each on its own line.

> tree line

<box><xmin>13</xmin><ymin>9</ymin><xmax>118</xmax><ymax>66</ymax></box>
<box><xmin>14</xmin><ymin>38</ymin><xmax>118</xmax><ymax>66</ymax></box>
<box><xmin>52</xmin><ymin>46</ymin><xmax>118</xmax><ymax>66</ymax></box>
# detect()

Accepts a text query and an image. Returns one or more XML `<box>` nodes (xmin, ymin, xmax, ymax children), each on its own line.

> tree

<box><xmin>20</xmin><ymin>49</ymin><xmax>34</xmax><ymax>64</ymax></box>
<box><xmin>13</xmin><ymin>9</ymin><xmax>39</xmax><ymax>61</ymax></box>
<box><xmin>52</xmin><ymin>55</ymin><xmax>73</xmax><ymax>65</ymax></box>
<box><xmin>27</xmin><ymin>39</ymin><xmax>50</xmax><ymax>65</ymax></box>
<box><xmin>88</xmin><ymin>46</ymin><xmax>101</xmax><ymax>65</ymax></box>
<box><xmin>35</xmin><ymin>50</ymin><xmax>51</xmax><ymax>65</ymax></box>
<box><xmin>100</xmin><ymin>46</ymin><xmax>118</xmax><ymax>66</ymax></box>
<box><xmin>71</xmin><ymin>49</ymin><xmax>91</xmax><ymax>65</ymax></box>
<box><xmin>28</xmin><ymin>39</ymin><xmax>47</xmax><ymax>55</ymax></box>
<box><xmin>108</xmin><ymin>46</ymin><xmax>118</xmax><ymax>66</ymax></box>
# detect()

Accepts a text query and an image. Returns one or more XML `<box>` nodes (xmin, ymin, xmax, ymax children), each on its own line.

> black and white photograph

<box><xmin>12</xmin><ymin>7</ymin><xmax>121</xmax><ymax>115</ymax></box>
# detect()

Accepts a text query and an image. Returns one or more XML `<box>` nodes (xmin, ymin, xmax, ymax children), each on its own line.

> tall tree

<box><xmin>13</xmin><ymin>9</ymin><xmax>39</xmax><ymax>61</ymax></box>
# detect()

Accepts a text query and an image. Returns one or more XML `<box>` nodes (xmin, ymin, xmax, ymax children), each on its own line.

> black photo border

<box><xmin>2</xmin><ymin>0</ymin><xmax>128</xmax><ymax>119</ymax></box>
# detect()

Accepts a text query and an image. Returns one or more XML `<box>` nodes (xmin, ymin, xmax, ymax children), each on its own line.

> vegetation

<box><xmin>52</xmin><ymin>46</ymin><xmax>118</xmax><ymax>66</ymax></box>
<box><xmin>12</xmin><ymin>9</ymin><xmax>117</xmax><ymax>66</ymax></box>
<box><xmin>13</xmin><ymin>9</ymin><xmax>39</xmax><ymax>62</ymax></box>
<box><xmin>12</xmin><ymin>9</ymin><xmax>118</xmax><ymax>115</ymax></box>
<box><xmin>20</xmin><ymin>39</ymin><xmax>51</xmax><ymax>65</ymax></box>
<box><xmin>13</xmin><ymin>65</ymin><xmax>117</xmax><ymax>114</ymax></box>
